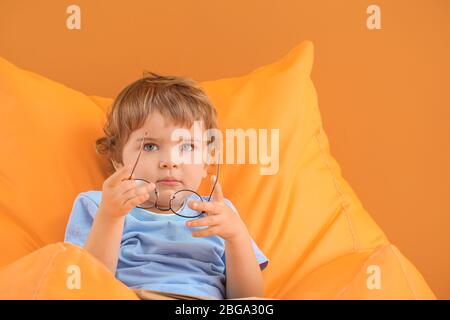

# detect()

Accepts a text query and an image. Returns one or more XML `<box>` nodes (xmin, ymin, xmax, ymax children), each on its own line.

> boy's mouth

<box><xmin>157</xmin><ymin>176</ymin><xmax>182</xmax><ymax>186</ymax></box>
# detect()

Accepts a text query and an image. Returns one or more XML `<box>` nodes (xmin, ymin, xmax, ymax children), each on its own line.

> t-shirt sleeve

<box><xmin>64</xmin><ymin>193</ymin><xmax>99</xmax><ymax>248</ymax></box>
<box><xmin>222</xmin><ymin>198</ymin><xmax>269</xmax><ymax>271</ymax></box>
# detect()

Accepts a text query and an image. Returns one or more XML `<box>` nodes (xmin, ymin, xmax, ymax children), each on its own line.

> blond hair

<box><xmin>95</xmin><ymin>72</ymin><xmax>218</xmax><ymax>172</ymax></box>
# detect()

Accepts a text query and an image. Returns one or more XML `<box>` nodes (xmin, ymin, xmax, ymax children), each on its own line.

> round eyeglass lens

<box><xmin>134</xmin><ymin>179</ymin><xmax>158</xmax><ymax>209</ymax></box>
<box><xmin>169</xmin><ymin>190</ymin><xmax>204</xmax><ymax>218</ymax></box>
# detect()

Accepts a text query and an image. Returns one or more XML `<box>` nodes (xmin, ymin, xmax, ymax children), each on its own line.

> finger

<box><xmin>116</xmin><ymin>180</ymin><xmax>137</xmax><ymax>195</ymax></box>
<box><xmin>106</xmin><ymin>165</ymin><xmax>134</xmax><ymax>187</ymax></box>
<box><xmin>121</xmin><ymin>181</ymin><xmax>155</xmax><ymax>197</ymax></box>
<box><xmin>192</xmin><ymin>226</ymin><xmax>219</xmax><ymax>238</ymax></box>
<box><xmin>211</xmin><ymin>175</ymin><xmax>224</xmax><ymax>202</ymax></box>
<box><xmin>122</xmin><ymin>192</ymin><xmax>150</xmax><ymax>210</ymax></box>
<box><xmin>186</xmin><ymin>215</ymin><xmax>220</xmax><ymax>228</ymax></box>
<box><xmin>188</xmin><ymin>200</ymin><xmax>220</xmax><ymax>215</ymax></box>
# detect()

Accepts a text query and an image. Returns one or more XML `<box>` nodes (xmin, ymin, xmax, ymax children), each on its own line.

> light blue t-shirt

<box><xmin>64</xmin><ymin>191</ymin><xmax>269</xmax><ymax>299</ymax></box>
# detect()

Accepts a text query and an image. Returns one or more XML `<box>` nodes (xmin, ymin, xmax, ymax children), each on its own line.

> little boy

<box><xmin>64</xmin><ymin>72</ymin><xmax>269</xmax><ymax>299</ymax></box>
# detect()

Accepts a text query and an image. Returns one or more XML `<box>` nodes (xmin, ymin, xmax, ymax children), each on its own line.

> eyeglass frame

<box><xmin>125</xmin><ymin>131</ymin><xmax>220</xmax><ymax>218</ymax></box>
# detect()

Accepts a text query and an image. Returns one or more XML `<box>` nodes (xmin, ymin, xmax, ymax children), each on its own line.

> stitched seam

<box><xmin>31</xmin><ymin>243</ymin><xmax>67</xmax><ymax>299</ymax></box>
<box><xmin>389</xmin><ymin>245</ymin><xmax>418</xmax><ymax>299</ymax></box>
<box><xmin>314</xmin><ymin>126</ymin><xmax>359</xmax><ymax>252</ymax></box>
<box><xmin>334</xmin><ymin>245</ymin><xmax>386</xmax><ymax>299</ymax></box>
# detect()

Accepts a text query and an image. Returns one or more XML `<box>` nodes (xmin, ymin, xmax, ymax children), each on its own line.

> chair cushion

<box><xmin>0</xmin><ymin>242</ymin><xmax>138</xmax><ymax>299</ymax></box>
<box><xmin>0</xmin><ymin>41</ymin><xmax>434</xmax><ymax>299</ymax></box>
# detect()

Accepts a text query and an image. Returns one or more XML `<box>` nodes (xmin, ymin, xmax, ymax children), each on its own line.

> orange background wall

<box><xmin>1</xmin><ymin>0</ymin><xmax>449</xmax><ymax>298</ymax></box>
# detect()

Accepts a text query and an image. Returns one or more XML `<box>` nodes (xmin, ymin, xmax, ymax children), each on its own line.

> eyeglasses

<box><xmin>126</xmin><ymin>132</ymin><xmax>220</xmax><ymax>218</ymax></box>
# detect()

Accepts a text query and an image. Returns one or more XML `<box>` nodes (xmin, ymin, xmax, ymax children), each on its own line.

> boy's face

<box><xmin>115</xmin><ymin>111</ymin><xmax>209</xmax><ymax>211</ymax></box>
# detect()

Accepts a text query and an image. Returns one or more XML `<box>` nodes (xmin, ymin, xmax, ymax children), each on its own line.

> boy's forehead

<box><xmin>144</xmin><ymin>111</ymin><xmax>195</xmax><ymax>129</ymax></box>
<box><xmin>132</xmin><ymin>112</ymin><xmax>206</xmax><ymax>142</ymax></box>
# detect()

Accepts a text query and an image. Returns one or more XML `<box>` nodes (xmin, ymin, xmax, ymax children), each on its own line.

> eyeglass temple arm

<box><xmin>207</xmin><ymin>153</ymin><xmax>221</xmax><ymax>202</ymax></box>
<box><xmin>128</xmin><ymin>132</ymin><xmax>147</xmax><ymax>180</ymax></box>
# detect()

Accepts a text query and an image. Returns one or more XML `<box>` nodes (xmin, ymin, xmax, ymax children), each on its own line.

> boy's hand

<box><xmin>185</xmin><ymin>176</ymin><xmax>249</xmax><ymax>244</ymax></box>
<box><xmin>99</xmin><ymin>165</ymin><xmax>156</xmax><ymax>218</ymax></box>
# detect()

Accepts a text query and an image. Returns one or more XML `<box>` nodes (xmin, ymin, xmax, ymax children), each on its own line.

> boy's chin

<box><xmin>157</xmin><ymin>187</ymin><xmax>180</xmax><ymax>196</ymax></box>
<box><xmin>158</xmin><ymin>189</ymin><xmax>182</xmax><ymax>201</ymax></box>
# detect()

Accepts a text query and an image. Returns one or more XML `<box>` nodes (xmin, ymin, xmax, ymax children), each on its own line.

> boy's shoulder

<box><xmin>75</xmin><ymin>190</ymin><xmax>102</xmax><ymax>206</ymax></box>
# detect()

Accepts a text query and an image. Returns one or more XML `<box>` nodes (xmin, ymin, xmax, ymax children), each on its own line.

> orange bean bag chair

<box><xmin>0</xmin><ymin>40</ymin><xmax>436</xmax><ymax>299</ymax></box>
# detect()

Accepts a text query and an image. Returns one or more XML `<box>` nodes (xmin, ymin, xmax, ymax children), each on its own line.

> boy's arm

<box><xmin>224</xmin><ymin>232</ymin><xmax>264</xmax><ymax>299</ymax></box>
<box><xmin>84</xmin><ymin>205</ymin><xmax>125</xmax><ymax>275</ymax></box>
<box><xmin>84</xmin><ymin>165</ymin><xmax>155</xmax><ymax>274</ymax></box>
<box><xmin>185</xmin><ymin>178</ymin><xmax>264</xmax><ymax>299</ymax></box>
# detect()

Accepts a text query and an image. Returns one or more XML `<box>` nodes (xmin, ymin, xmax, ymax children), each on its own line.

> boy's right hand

<box><xmin>99</xmin><ymin>165</ymin><xmax>156</xmax><ymax>218</ymax></box>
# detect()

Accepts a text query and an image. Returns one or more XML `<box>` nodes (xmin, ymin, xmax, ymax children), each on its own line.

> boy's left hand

<box><xmin>186</xmin><ymin>176</ymin><xmax>248</xmax><ymax>244</ymax></box>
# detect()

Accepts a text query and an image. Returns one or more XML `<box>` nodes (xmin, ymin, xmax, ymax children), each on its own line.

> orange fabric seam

<box><xmin>31</xmin><ymin>243</ymin><xmax>67</xmax><ymax>299</ymax></box>
<box><xmin>314</xmin><ymin>125</ymin><xmax>359</xmax><ymax>252</ymax></box>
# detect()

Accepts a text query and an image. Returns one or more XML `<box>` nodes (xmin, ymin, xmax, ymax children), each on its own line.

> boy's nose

<box><xmin>159</xmin><ymin>158</ymin><xmax>178</xmax><ymax>169</ymax></box>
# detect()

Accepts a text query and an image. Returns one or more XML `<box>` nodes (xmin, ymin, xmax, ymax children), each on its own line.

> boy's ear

<box><xmin>111</xmin><ymin>159</ymin><xmax>123</xmax><ymax>172</ymax></box>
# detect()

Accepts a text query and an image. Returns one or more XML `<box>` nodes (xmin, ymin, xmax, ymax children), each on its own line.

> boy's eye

<box><xmin>143</xmin><ymin>143</ymin><xmax>158</xmax><ymax>152</ymax></box>
<box><xmin>180</xmin><ymin>143</ymin><xmax>195</xmax><ymax>152</ymax></box>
